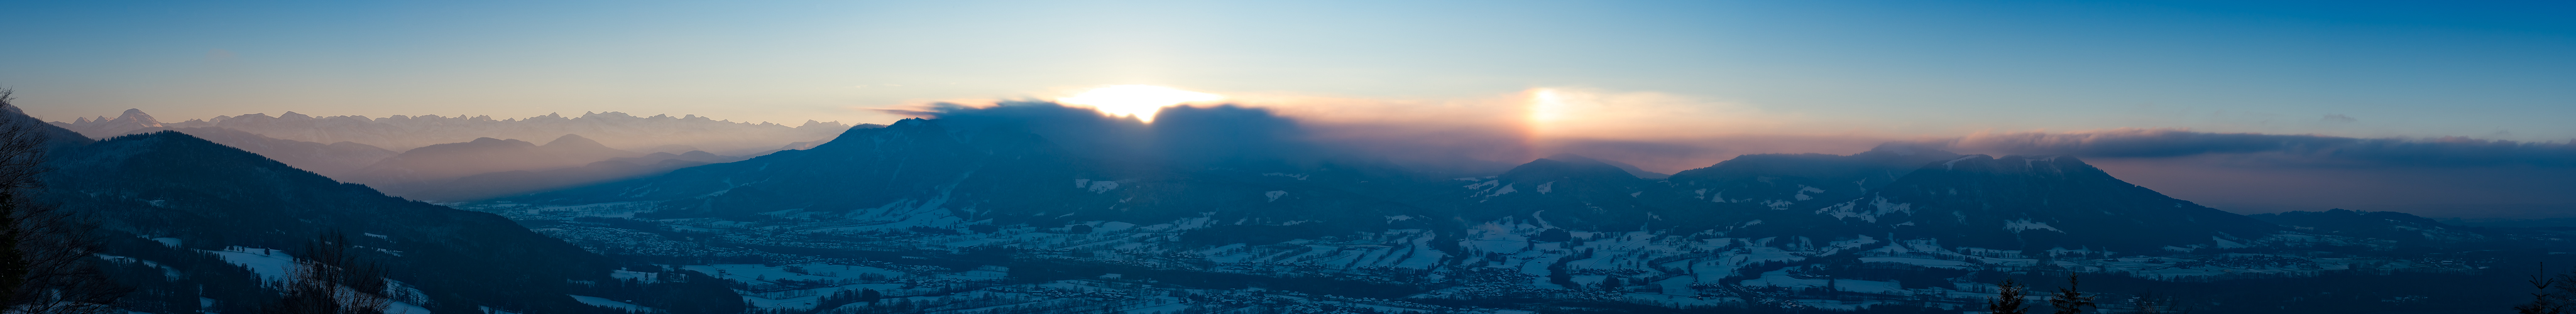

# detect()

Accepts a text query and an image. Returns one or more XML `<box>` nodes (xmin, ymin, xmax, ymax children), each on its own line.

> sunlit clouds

<box><xmin>1195</xmin><ymin>87</ymin><xmax>1870</xmax><ymax>173</ymax></box>
<box><xmin>1516</xmin><ymin>88</ymin><xmax>1803</xmax><ymax>140</ymax></box>
<box><xmin>1056</xmin><ymin>85</ymin><xmax>1222</xmax><ymax>122</ymax></box>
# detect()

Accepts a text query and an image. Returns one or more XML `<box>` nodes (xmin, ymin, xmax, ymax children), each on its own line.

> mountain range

<box><xmin>118</xmin><ymin>127</ymin><xmax>399</xmax><ymax>178</ymax></box>
<box><xmin>343</xmin><ymin>134</ymin><xmax>644</xmax><ymax>196</ymax></box>
<box><xmin>23</xmin><ymin>102</ymin><xmax>2568</xmax><ymax>313</ymax></box>
<box><xmin>52</xmin><ymin>109</ymin><xmax>860</xmax><ymax>154</ymax></box>
<box><xmin>52</xmin><ymin>109</ymin><xmax>819</xmax><ymax>202</ymax></box>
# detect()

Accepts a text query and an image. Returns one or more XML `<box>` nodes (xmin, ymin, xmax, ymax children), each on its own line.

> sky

<box><xmin>3</xmin><ymin>1</ymin><xmax>2573</xmax><ymax>217</ymax></box>
<box><xmin>5</xmin><ymin>1</ymin><xmax>2572</xmax><ymax>139</ymax></box>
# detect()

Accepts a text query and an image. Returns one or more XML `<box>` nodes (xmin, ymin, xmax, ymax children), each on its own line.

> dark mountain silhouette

<box><xmin>6</xmin><ymin>106</ymin><xmax>741</xmax><ymax>313</ymax></box>
<box><xmin>1565</xmin><ymin>153</ymin><xmax>1670</xmax><ymax>179</ymax></box>
<box><xmin>513</xmin><ymin>117</ymin><xmax>1449</xmax><ymax>244</ymax></box>
<box><xmin>1827</xmin><ymin>154</ymin><xmax>2284</xmax><ymax>252</ymax></box>
<box><xmin>114</xmin><ymin>127</ymin><xmax>397</xmax><ymax>178</ymax></box>
<box><xmin>1603</xmin><ymin>146</ymin><xmax>1970</xmax><ymax>237</ymax></box>
<box><xmin>1452</xmin><ymin>154</ymin><xmax>1657</xmax><ymax>231</ymax></box>
<box><xmin>1660</xmin><ymin>145</ymin><xmax>1959</xmax><ymax>208</ymax></box>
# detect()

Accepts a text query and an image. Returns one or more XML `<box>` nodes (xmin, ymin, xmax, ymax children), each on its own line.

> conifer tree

<box><xmin>2050</xmin><ymin>274</ymin><xmax>2096</xmax><ymax>314</ymax></box>
<box><xmin>1988</xmin><ymin>278</ymin><xmax>2029</xmax><ymax>314</ymax></box>
<box><xmin>2519</xmin><ymin>263</ymin><xmax>2576</xmax><ymax>314</ymax></box>
<box><xmin>268</xmin><ymin>231</ymin><xmax>394</xmax><ymax>314</ymax></box>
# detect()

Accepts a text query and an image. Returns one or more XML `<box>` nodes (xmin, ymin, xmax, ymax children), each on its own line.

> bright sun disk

<box><xmin>1057</xmin><ymin>85</ymin><xmax>1222</xmax><ymax>122</ymax></box>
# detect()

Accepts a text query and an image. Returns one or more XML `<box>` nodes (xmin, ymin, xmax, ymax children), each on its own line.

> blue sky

<box><xmin>3</xmin><ymin>0</ymin><xmax>2571</xmax><ymax>141</ymax></box>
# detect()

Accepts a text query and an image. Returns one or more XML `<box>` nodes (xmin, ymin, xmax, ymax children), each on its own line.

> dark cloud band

<box><xmin>1932</xmin><ymin>129</ymin><xmax>2576</xmax><ymax>167</ymax></box>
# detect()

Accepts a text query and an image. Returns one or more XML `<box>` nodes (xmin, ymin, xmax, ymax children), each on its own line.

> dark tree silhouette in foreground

<box><xmin>2049</xmin><ymin>274</ymin><xmax>2097</xmax><ymax>314</ymax></box>
<box><xmin>1989</xmin><ymin>278</ymin><xmax>2029</xmax><ymax>314</ymax></box>
<box><xmin>266</xmin><ymin>232</ymin><xmax>396</xmax><ymax>314</ymax></box>
<box><xmin>2518</xmin><ymin>263</ymin><xmax>2576</xmax><ymax>314</ymax></box>
<box><xmin>0</xmin><ymin>89</ymin><xmax>125</xmax><ymax>314</ymax></box>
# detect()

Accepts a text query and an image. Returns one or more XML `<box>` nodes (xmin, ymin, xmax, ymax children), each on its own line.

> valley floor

<box><xmin>460</xmin><ymin>202</ymin><xmax>2538</xmax><ymax>313</ymax></box>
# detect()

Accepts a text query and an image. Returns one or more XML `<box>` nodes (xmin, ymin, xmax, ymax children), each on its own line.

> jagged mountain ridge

<box><xmin>57</xmin><ymin>108</ymin><xmax>164</xmax><ymax>134</ymax></box>
<box><xmin>50</xmin><ymin>109</ymin><xmax>862</xmax><ymax>154</ymax></box>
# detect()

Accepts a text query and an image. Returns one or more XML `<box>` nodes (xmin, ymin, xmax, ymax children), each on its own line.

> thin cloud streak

<box><xmin>1926</xmin><ymin>129</ymin><xmax>2576</xmax><ymax>168</ymax></box>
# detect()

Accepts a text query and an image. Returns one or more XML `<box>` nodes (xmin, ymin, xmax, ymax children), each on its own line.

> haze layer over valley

<box><xmin>52</xmin><ymin>109</ymin><xmax>855</xmax><ymax>154</ymax></box>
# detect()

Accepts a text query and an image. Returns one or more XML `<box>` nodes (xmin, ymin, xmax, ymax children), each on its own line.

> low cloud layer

<box><xmin>1929</xmin><ymin>129</ymin><xmax>2576</xmax><ymax>168</ymax></box>
<box><xmin>1912</xmin><ymin>129</ymin><xmax>2576</xmax><ymax>216</ymax></box>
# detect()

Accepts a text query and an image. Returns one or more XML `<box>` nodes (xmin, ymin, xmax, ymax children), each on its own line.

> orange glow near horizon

<box><xmin>1057</xmin><ymin>85</ymin><xmax>1223</xmax><ymax>122</ymax></box>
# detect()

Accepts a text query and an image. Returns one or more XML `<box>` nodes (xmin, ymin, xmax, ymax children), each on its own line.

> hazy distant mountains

<box><xmin>348</xmin><ymin>134</ymin><xmax>753</xmax><ymax>202</ymax></box>
<box><xmin>7</xmin><ymin>106</ymin><xmax>743</xmax><ymax>313</ymax></box>
<box><xmin>52</xmin><ymin>108</ymin><xmax>863</xmax><ymax>154</ymax></box>
<box><xmin>71</xmin><ymin>126</ymin><xmax>754</xmax><ymax>202</ymax></box>
<box><xmin>122</xmin><ymin>127</ymin><xmax>400</xmax><ymax>178</ymax></box>
<box><xmin>50</xmin><ymin>109</ymin><xmax>863</xmax><ymax>202</ymax></box>
<box><xmin>351</xmin><ymin>134</ymin><xmax>639</xmax><ymax>185</ymax></box>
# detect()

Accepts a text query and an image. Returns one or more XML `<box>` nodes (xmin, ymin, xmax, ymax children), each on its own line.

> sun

<box><xmin>1527</xmin><ymin>88</ymin><xmax>1573</xmax><ymax>136</ymax></box>
<box><xmin>1057</xmin><ymin>85</ymin><xmax>1222</xmax><ymax>122</ymax></box>
<box><xmin>1529</xmin><ymin>89</ymin><xmax>1569</xmax><ymax>124</ymax></box>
